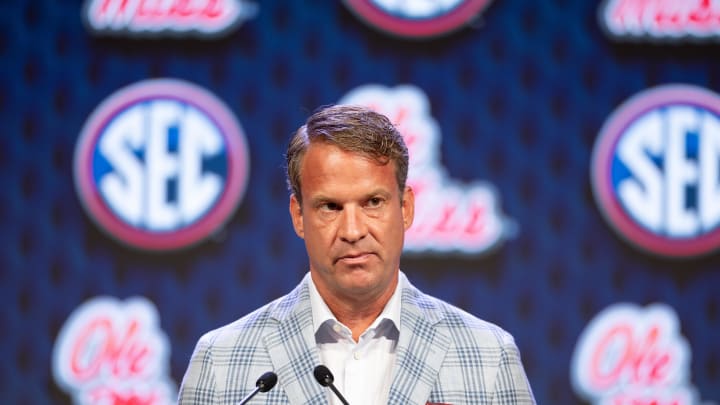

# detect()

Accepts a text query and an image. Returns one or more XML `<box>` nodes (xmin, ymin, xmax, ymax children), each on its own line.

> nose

<box><xmin>338</xmin><ymin>205</ymin><xmax>367</xmax><ymax>243</ymax></box>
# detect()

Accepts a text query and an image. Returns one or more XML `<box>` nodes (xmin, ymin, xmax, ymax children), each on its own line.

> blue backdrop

<box><xmin>1</xmin><ymin>0</ymin><xmax>718</xmax><ymax>403</ymax></box>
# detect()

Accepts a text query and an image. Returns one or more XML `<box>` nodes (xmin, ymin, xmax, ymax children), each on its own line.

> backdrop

<box><xmin>1</xmin><ymin>1</ymin><xmax>718</xmax><ymax>404</ymax></box>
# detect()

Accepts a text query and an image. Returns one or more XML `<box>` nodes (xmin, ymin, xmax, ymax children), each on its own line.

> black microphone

<box><xmin>237</xmin><ymin>371</ymin><xmax>278</xmax><ymax>405</ymax></box>
<box><xmin>313</xmin><ymin>365</ymin><xmax>350</xmax><ymax>405</ymax></box>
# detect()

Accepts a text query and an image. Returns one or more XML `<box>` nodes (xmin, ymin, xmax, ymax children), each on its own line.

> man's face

<box><xmin>289</xmin><ymin>142</ymin><xmax>414</xmax><ymax>304</ymax></box>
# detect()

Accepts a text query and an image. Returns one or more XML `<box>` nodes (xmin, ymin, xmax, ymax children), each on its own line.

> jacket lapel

<box><xmin>263</xmin><ymin>275</ymin><xmax>326</xmax><ymax>405</ymax></box>
<box><xmin>388</xmin><ymin>276</ymin><xmax>450</xmax><ymax>405</ymax></box>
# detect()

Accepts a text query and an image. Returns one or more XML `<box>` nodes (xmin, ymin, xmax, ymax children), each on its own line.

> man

<box><xmin>179</xmin><ymin>105</ymin><xmax>535</xmax><ymax>404</ymax></box>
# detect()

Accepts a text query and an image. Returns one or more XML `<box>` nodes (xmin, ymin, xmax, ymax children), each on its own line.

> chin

<box><xmin>337</xmin><ymin>268</ymin><xmax>374</xmax><ymax>283</ymax></box>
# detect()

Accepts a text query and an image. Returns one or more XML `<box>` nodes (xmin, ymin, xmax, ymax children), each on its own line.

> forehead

<box><xmin>298</xmin><ymin>142</ymin><xmax>399</xmax><ymax>195</ymax></box>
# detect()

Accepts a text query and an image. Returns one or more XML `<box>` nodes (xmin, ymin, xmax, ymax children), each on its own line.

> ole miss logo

<box><xmin>343</xmin><ymin>0</ymin><xmax>493</xmax><ymax>39</ymax></box>
<box><xmin>571</xmin><ymin>303</ymin><xmax>705</xmax><ymax>405</ymax></box>
<box><xmin>591</xmin><ymin>84</ymin><xmax>720</xmax><ymax>258</ymax></box>
<box><xmin>53</xmin><ymin>296</ymin><xmax>176</xmax><ymax>405</ymax></box>
<box><xmin>599</xmin><ymin>0</ymin><xmax>720</xmax><ymax>42</ymax></box>
<box><xmin>82</xmin><ymin>0</ymin><xmax>259</xmax><ymax>38</ymax></box>
<box><xmin>74</xmin><ymin>79</ymin><xmax>249</xmax><ymax>251</ymax></box>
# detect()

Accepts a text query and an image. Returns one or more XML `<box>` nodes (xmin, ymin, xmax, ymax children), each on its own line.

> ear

<box><xmin>289</xmin><ymin>194</ymin><xmax>304</xmax><ymax>238</ymax></box>
<box><xmin>401</xmin><ymin>186</ymin><xmax>415</xmax><ymax>231</ymax></box>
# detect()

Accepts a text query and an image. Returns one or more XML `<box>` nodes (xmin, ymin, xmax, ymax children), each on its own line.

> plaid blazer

<box><xmin>178</xmin><ymin>273</ymin><xmax>535</xmax><ymax>404</ymax></box>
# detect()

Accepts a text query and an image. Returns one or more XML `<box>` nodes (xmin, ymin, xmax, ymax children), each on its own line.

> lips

<box><xmin>335</xmin><ymin>252</ymin><xmax>374</xmax><ymax>264</ymax></box>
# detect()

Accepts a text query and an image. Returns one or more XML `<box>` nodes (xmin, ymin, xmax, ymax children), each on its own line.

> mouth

<box><xmin>335</xmin><ymin>252</ymin><xmax>374</xmax><ymax>265</ymax></box>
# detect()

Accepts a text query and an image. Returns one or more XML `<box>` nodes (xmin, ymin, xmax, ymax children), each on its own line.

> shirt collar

<box><xmin>308</xmin><ymin>272</ymin><xmax>403</xmax><ymax>338</ymax></box>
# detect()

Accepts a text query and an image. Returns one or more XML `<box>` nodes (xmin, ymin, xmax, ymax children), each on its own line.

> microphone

<box><xmin>313</xmin><ymin>365</ymin><xmax>350</xmax><ymax>405</ymax></box>
<box><xmin>237</xmin><ymin>371</ymin><xmax>278</xmax><ymax>405</ymax></box>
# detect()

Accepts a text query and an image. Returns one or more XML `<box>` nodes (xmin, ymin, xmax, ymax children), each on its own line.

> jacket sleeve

<box><xmin>177</xmin><ymin>333</ymin><xmax>220</xmax><ymax>405</ymax></box>
<box><xmin>490</xmin><ymin>338</ymin><xmax>536</xmax><ymax>405</ymax></box>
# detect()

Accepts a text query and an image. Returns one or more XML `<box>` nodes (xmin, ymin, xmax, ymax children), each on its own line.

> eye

<box><xmin>319</xmin><ymin>201</ymin><xmax>341</xmax><ymax>211</ymax></box>
<box><xmin>366</xmin><ymin>197</ymin><xmax>384</xmax><ymax>208</ymax></box>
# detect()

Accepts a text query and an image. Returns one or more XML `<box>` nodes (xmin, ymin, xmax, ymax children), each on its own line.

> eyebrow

<box><xmin>308</xmin><ymin>189</ymin><xmax>393</xmax><ymax>206</ymax></box>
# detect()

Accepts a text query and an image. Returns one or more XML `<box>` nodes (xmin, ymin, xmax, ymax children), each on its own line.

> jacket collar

<box><xmin>388</xmin><ymin>273</ymin><xmax>450</xmax><ymax>405</ymax></box>
<box><xmin>264</xmin><ymin>274</ymin><xmax>326</xmax><ymax>404</ymax></box>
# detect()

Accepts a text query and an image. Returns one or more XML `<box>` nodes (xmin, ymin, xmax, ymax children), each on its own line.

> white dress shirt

<box><xmin>309</xmin><ymin>276</ymin><xmax>402</xmax><ymax>405</ymax></box>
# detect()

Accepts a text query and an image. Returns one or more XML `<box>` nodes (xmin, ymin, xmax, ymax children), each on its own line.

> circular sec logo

<box><xmin>343</xmin><ymin>0</ymin><xmax>493</xmax><ymax>39</ymax></box>
<box><xmin>74</xmin><ymin>79</ymin><xmax>250</xmax><ymax>251</ymax></box>
<box><xmin>591</xmin><ymin>84</ymin><xmax>720</xmax><ymax>258</ymax></box>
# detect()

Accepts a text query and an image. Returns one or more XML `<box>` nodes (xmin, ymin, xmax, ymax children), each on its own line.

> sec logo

<box><xmin>591</xmin><ymin>84</ymin><xmax>720</xmax><ymax>258</ymax></box>
<box><xmin>343</xmin><ymin>0</ymin><xmax>493</xmax><ymax>39</ymax></box>
<box><xmin>74</xmin><ymin>79</ymin><xmax>249</xmax><ymax>251</ymax></box>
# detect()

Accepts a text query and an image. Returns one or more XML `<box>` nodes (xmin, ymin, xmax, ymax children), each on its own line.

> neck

<box><xmin>315</xmin><ymin>275</ymin><xmax>398</xmax><ymax>342</ymax></box>
<box><xmin>328</xmin><ymin>296</ymin><xmax>387</xmax><ymax>342</ymax></box>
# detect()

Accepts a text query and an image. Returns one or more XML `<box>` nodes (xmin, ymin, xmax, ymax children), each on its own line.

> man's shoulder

<box><xmin>194</xmin><ymin>301</ymin><xmax>275</xmax><ymax>350</ymax></box>
<box><xmin>404</xmin><ymin>283</ymin><xmax>516</xmax><ymax>348</ymax></box>
<box><xmin>196</xmin><ymin>282</ymin><xmax>307</xmax><ymax>349</ymax></box>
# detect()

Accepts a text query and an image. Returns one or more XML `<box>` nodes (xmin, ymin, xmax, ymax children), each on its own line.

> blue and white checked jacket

<box><xmin>178</xmin><ymin>273</ymin><xmax>535</xmax><ymax>404</ymax></box>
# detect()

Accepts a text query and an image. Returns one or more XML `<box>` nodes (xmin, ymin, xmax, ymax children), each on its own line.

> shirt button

<box><xmin>353</xmin><ymin>352</ymin><xmax>361</xmax><ymax>360</ymax></box>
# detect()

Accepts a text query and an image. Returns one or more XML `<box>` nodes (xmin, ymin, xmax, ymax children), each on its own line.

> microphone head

<box><xmin>313</xmin><ymin>365</ymin><xmax>333</xmax><ymax>386</ymax></box>
<box><xmin>256</xmin><ymin>371</ymin><xmax>278</xmax><ymax>392</ymax></box>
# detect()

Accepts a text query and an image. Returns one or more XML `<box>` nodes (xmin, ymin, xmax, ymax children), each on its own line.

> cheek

<box><xmin>304</xmin><ymin>222</ymin><xmax>334</xmax><ymax>247</ymax></box>
<box><xmin>371</xmin><ymin>216</ymin><xmax>403</xmax><ymax>240</ymax></box>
